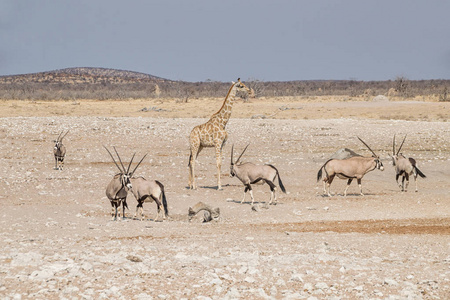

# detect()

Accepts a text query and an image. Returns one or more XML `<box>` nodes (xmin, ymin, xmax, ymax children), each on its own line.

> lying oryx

<box><xmin>129</xmin><ymin>175</ymin><xmax>168</xmax><ymax>221</ymax></box>
<box><xmin>53</xmin><ymin>130</ymin><xmax>69</xmax><ymax>170</ymax></box>
<box><xmin>317</xmin><ymin>137</ymin><xmax>384</xmax><ymax>197</ymax></box>
<box><xmin>391</xmin><ymin>134</ymin><xmax>426</xmax><ymax>192</ymax></box>
<box><xmin>104</xmin><ymin>146</ymin><xmax>145</xmax><ymax>221</ymax></box>
<box><xmin>230</xmin><ymin>144</ymin><xmax>286</xmax><ymax>205</ymax></box>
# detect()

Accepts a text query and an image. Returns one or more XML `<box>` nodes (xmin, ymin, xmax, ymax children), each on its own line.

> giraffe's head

<box><xmin>233</xmin><ymin>78</ymin><xmax>251</xmax><ymax>94</ymax></box>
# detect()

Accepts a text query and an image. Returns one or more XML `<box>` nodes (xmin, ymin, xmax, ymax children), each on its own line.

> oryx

<box><xmin>104</xmin><ymin>146</ymin><xmax>145</xmax><ymax>221</ymax></box>
<box><xmin>391</xmin><ymin>134</ymin><xmax>426</xmax><ymax>192</ymax></box>
<box><xmin>129</xmin><ymin>175</ymin><xmax>168</xmax><ymax>221</ymax></box>
<box><xmin>317</xmin><ymin>137</ymin><xmax>384</xmax><ymax>197</ymax></box>
<box><xmin>230</xmin><ymin>144</ymin><xmax>286</xmax><ymax>205</ymax></box>
<box><xmin>53</xmin><ymin>130</ymin><xmax>69</xmax><ymax>170</ymax></box>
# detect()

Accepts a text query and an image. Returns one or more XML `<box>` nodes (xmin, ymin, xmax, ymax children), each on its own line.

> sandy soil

<box><xmin>0</xmin><ymin>98</ymin><xmax>449</xmax><ymax>299</ymax></box>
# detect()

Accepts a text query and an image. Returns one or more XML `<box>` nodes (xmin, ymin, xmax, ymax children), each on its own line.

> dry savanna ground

<box><xmin>0</xmin><ymin>96</ymin><xmax>449</xmax><ymax>299</ymax></box>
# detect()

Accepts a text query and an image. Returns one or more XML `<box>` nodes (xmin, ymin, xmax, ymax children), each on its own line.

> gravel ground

<box><xmin>0</xmin><ymin>115</ymin><xmax>449</xmax><ymax>299</ymax></box>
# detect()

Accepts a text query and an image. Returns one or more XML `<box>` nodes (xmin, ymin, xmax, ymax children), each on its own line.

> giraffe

<box><xmin>188</xmin><ymin>78</ymin><xmax>251</xmax><ymax>190</ymax></box>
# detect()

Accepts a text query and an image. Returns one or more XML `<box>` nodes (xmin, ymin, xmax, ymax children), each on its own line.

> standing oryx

<box><xmin>230</xmin><ymin>144</ymin><xmax>286</xmax><ymax>205</ymax></box>
<box><xmin>317</xmin><ymin>137</ymin><xmax>384</xmax><ymax>197</ymax></box>
<box><xmin>129</xmin><ymin>176</ymin><xmax>168</xmax><ymax>221</ymax></box>
<box><xmin>391</xmin><ymin>134</ymin><xmax>426</xmax><ymax>192</ymax></box>
<box><xmin>53</xmin><ymin>130</ymin><xmax>69</xmax><ymax>170</ymax></box>
<box><xmin>104</xmin><ymin>146</ymin><xmax>146</xmax><ymax>221</ymax></box>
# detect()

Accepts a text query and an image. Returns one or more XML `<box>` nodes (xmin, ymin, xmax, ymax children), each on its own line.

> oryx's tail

<box><xmin>317</xmin><ymin>159</ymin><xmax>332</xmax><ymax>182</ymax></box>
<box><xmin>267</xmin><ymin>164</ymin><xmax>286</xmax><ymax>193</ymax></box>
<box><xmin>414</xmin><ymin>166</ymin><xmax>426</xmax><ymax>178</ymax></box>
<box><xmin>156</xmin><ymin>180</ymin><xmax>169</xmax><ymax>216</ymax></box>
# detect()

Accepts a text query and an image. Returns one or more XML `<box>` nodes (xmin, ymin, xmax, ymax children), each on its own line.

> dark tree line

<box><xmin>1</xmin><ymin>75</ymin><xmax>449</xmax><ymax>101</ymax></box>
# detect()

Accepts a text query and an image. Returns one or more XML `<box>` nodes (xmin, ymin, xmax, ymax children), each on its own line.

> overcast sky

<box><xmin>1</xmin><ymin>0</ymin><xmax>449</xmax><ymax>82</ymax></box>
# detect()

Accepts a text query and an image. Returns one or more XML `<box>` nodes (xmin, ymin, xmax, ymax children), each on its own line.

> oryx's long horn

<box><xmin>57</xmin><ymin>131</ymin><xmax>63</xmax><ymax>142</ymax></box>
<box><xmin>113</xmin><ymin>146</ymin><xmax>127</xmax><ymax>173</ymax></box>
<box><xmin>231</xmin><ymin>144</ymin><xmax>234</xmax><ymax>164</ymax></box>
<box><xmin>104</xmin><ymin>146</ymin><xmax>123</xmax><ymax>173</ymax></box>
<box><xmin>396</xmin><ymin>134</ymin><xmax>407</xmax><ymax>155</ymax></box>
<box><xmin>127</xmin><ymin>152</ymin><xmax>136</xmax><ymax>174</ymax></box>
<box><xmin>357</xmin><ymin>136</ymin><xmax>377</xmax><ymax>157</ymax></box>
<box><xmin>61</xmin><ymin>130</ymin><xmax>69</xmax><ymax>141</ymax></box>
<box><xmin>130</xmin><ymin>153</ymin><xmax>147</xmax><ymax>176</ymax></box>
<box><xmin>236</xmin><ymin>144</ymin><xmax>250</xmax><ymax>164</ymax></box>
<box><xmin>392</xmin><ymin>134</ymin><xmax>396</xmax><ymax>155</ymax></box>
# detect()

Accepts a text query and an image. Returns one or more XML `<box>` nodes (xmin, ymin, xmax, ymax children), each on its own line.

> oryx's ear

<box><xmin>237</xmin><ymin>78</ymin><xmax>241</xmax><ymax>82</ymax></box>
<box><xmin>231</xmin><ymin>81</ymin><xmax>236</xmax><ymax>84</ymax></box>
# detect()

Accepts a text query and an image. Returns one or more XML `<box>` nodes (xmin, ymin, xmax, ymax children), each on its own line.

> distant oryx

<box><xmin>53</xmin><ymin>130</ymin><xmax>69</xmax><ymax>170</ymax></box>
<box><xmin>104</xmin><ymin>146</ymin><xmax>145</xmax><ymax>221</ymax></box>
<box><xmin>391</xmin><ymin>134</ymin><xmax>426</xmax><ymax>192</ymax></box>
<box><xmin>129</xmin><ymin>175</ymin><xmax>168</xmax><ymax>222</ymax></box>
<box><xmin>230</xmin><ymin>144</ymin><xmax>286</xmax><ymax>205</ymax></box>
<box><xmin>317</xmin><ymin>137</ymin><xmax>384</xmax><ymax>197</ymax></box>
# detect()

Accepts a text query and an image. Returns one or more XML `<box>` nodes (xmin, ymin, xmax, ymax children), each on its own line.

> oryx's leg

<box><xmin>159</xmin><ymin>194</ymin><xmax>167</xmax><ymax>220</ymax></box>
<box><xmin>153</xmin><ymin>196</ymin><xmax>163</xmax><ymax>221</ymax></box>
<box><xmin>396</xmin><ymin>173</ymin><xmax>402</xmax><ymax>190</ymax></box>
<box><xmin>326</xmin><ymin>175</ymin><xmax>335</xmax><ymax>197</ymax></box>
<box><xmin>121</xmin><ymin>200</ymin><xmax>127</xmax><ymax>219</ymax></box>
<box><xmin>110</xmin><ymin>202</ymin><xmax>116</xmax><ymax>221</ymax></box>
<box><xmin>54</xmin><ymin>157</ymin><xmax>58</xmax><ymax>170</ymax></box>
<box><xmin>414</xmin><ymin>173</ymin><xmax>418</xmax><ymax>192</ymax></box>
<box><xmin>241</xmin><ymin>184</ymin><xmax>249</xmax><ymax>203</ymax></box>
<box><xmin>117</xmin><ymin>202</ymin><xmax>122</xmax><ymax>221</ymax></box>
<box><xmin>135</xmin><ymin>202</ymin><xmax>143</xmax><ymax>220</ymax></box>
<box><xmin>404</xmin><ymin>173</ymin><xmax>410</xmax><ymax>192</ymax></box>
<box><xmin>265</xmin><ymin>180</ymin><xmax>277</xmax><ymax>205</ymax></box>
<box><xmin>344</xmin><ymin>179</ymin><xmax>353</xmax><ymax>197</ymax></box>
<box><xmin>322</xmin><ymin>179</ymin><xmax>327</xmax><ymax>195</ymax></box>
<box><xmin>357</xmin><ymin>178</ymin><xmax>364</xmax><ymax>196</ymax></box>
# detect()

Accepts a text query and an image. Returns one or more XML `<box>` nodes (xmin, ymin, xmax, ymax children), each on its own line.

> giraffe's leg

<box><xmin>215</xmin><ymin>143</ymin><xmax>223</xmax><ymax>190</ymax></box>
<box><xmin>189</xmin><ymin>145</ymin><xmax>201</xmax><ymax>190</ymax></box>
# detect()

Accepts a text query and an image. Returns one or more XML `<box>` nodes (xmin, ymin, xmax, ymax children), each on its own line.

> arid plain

<box><xmin>1</xmin><ymin>97</ymin><xmax>449</xmax><ymax>299</ymax></box>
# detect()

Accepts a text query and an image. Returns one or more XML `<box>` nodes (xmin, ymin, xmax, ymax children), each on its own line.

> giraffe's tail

<box><xmin>188</xmin><ymin>153</ymin><xmax>192</xmax><ymax>167</ymax></box>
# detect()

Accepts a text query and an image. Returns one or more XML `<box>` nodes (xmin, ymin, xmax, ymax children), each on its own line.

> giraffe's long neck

<box><xmin>210</xmin><ymin>84</ymin><xmax>237</xmax><ymax>128</ymax></box>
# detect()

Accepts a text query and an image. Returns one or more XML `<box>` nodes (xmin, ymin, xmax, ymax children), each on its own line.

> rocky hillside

<box><xmin>0</xmin><ymin>67</ymin><xmax>169</xmax><ymax>85</ymax></box>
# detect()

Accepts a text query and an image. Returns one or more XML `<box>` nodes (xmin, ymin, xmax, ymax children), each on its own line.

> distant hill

<box><xmin>0</xmin><ymin>67</ymin><xmax>449</xmax><ymax>101</ymax></box>
<box><xmin>0</xmin><ymin>67</ymin><xmax>171</xmax><ymax>84</ymax></box>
